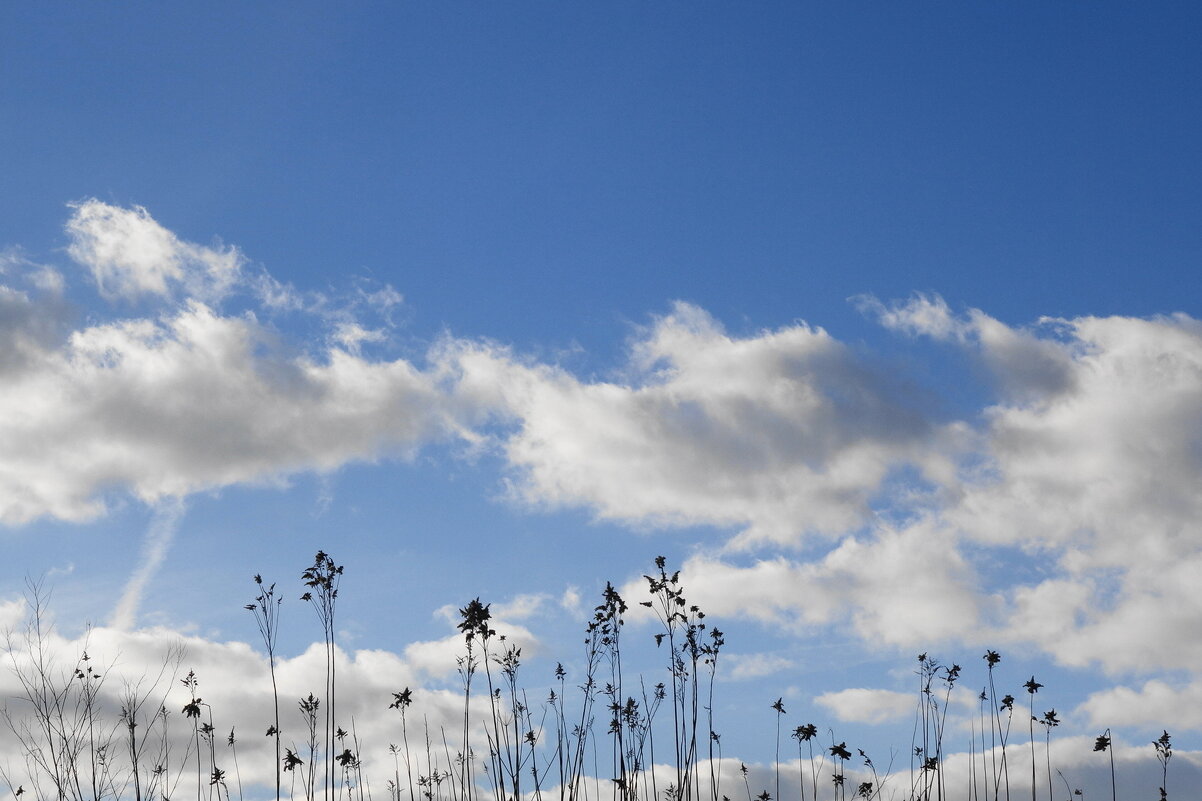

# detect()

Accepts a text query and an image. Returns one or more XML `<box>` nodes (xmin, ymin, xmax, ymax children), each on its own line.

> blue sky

<box><xmin>2</xmin><ymin>3</ymin><xmax>1202</xmax><ymax>799</ymax></box>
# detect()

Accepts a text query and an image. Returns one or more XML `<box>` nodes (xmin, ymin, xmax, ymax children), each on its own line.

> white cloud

<box><xmin>11</xmin><ymin>201</ymin><xmax>523</xmax><ymax>532</ymax></box>
<box><xmin>447</xmin><ymin>301</ymin><xmax>957</xmax><ymax>548</ymax></box>
<box><xmin>723</xmin><ymin>652</ymin><xmax>794</xmax><ymax>680</ymax></box>
<box><xmin>0</xmin><ymin>203</ymin><xmax>483</xmax><ymax>525</ymax></box>
<box><xmin>814</xmin><ymin>687</ymin><xmax>913</xmax><ymax>725</ymax></box>
<box><xmin>942</xmin><ymin>312</ymin><xmax>1202</xmax><ymax>554</ymax></box>
<box><xmin>0</xmin><ymin>597</ymin><xmax>25</xmax><ymax>632</ymax></box>
<box><xmin>404</xmin><ymin>613</ymin><xmax>541</xmax><ymax>681</ymax></box>
<box><xmin>627</xmin><ymin>296</ymin><xmax>1202</xmax><ymax>679</ymax></box>
<box><xmin>857</xmin><ymin>292</ymin><xmax>968</xmax><ymax>342</ymax></box>
<box><xmin>0</xmin><ymin>297</ymin><xmax>460</xmax><ymax>523</ymax></box>
<box><xmin>66</xmin><ymin>200</ymin><xmax>244</xmax><ymax>303</ymax></box>
<box><xmin>936</xmin><ymin>311</ymin><xmax>1202</xmax><ymax>672</ymax></box>
<box><xmin>492</xmin><ymin>592</ymin><xmax>551</xmax><ymax>620</ymax></box>
<box><xmin>575</xmin><ymin>297</ymin><xmax>1202</xmax><ymax>682</ymax></box>
<box><xmin>868</xmin><ymin>292</ymin><xmax>1076</xmax><ymax>401</ymax></box>
<box><xmin>1079</xmin><ymin>679</ymin><xmax>1202</xmax><ymax>732</ymax></box>
<box><xmin>559</xmin><ymin>586</ymin><xmax>583</xmax><ymax>616</ymax></box>
<box><xmin>636</xmin><ymin>520</ymin><xmax>980</xmax><ymax>647</ymax></box>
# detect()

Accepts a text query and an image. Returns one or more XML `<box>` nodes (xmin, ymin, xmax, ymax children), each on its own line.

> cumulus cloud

<box><xmin>1080</xmin><ymin>679</ymin><xmax>1202</xmax><ymax>732</ymax></box>
<box><xmin>924</xmin><ymin>309</ymin><xmax>1202</xmax><ymax>673</ymax></box>
<box><xmin>597</xmin><ymin>298</ymin><xmax>1202</xmax><ymax>683</ymax></box>
<box><xmin>0</xmin><ymin>202</ymin><xmax>467</xmax><ymax>524</ymax></box>
<box><xmin>0</xmin><ymin>298</ymin><xmax>460</xmax><ymax>523</ymax></box>
<box><xmin>723</xmin><ymin>652</ymin><xmax>795</xmax><ymax>681</ymax></box>
<box><xmin>951</xmin><ymin>312</ymin><xmax>1202</xmax><ymax>554</ymax></box>
<box><xmin>866</xmin><ymin>292</ymin><xmax>1076</xmax><ymax>401</ymax></box>
<box><xmin>814</xmin><ymin>687</ymin><xmax>913</xmax><ymax>725</ymax></box>
<box><xmin>492</xmin><ymin>592</ymin><xmax>552</xmax><ymax>620</ymax></box>
<box><xmin>66</xmin><ymin>200</ymin><xmax>244</xmax><ymax>303</ymax></box>
<box><xmin>0</xmin><ymin>203</ymin><xmax>467</xmax><ymax>625</ymax></box>
<box><xmin>447</xmin><ymin>301</ymin><xmax>958</xmax><ymax>548</ymax></box>
<box><xmin>0</xmin><ymin>597</ymin><xmax>26</xmax><ymax>632</ymax></box>
<box><xmin>620</xmin><ymin>520</ymin><xmax>980</xmax><ymax>647</ymax></box>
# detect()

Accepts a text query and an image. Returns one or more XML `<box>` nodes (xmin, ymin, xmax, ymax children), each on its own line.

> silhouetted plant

<box><xmin>909</xmin><ymin>654</ymin><xmax>959</xmax><ymax>801</ymax></box>
<box><xmin>226</xmin><ymin>728</ymin><xmax>243</xmax><ymax>801</ymax></box>
<box><xmin>1093</xmin><ymin>730</ymin><xmax>1114</xmax><ymax>801</ymax></box>
<box><xmin>770</xmin><ymin>699</ymin><xmax>784</xmax><ymax>801</ymax></box>
<box><xmin>0</xmin><ymin>583</ymin><xmax>170</xmax><ymax>801</ymax></box>
<box><xmin>297</xmin><ymin>693</ymin><xmax>320</xmax><ymax>801</ymax></box>
<box><xmin>998</xmin><ymin>693</ymin><xmax>1015</xmax><ymax>801</ymax></box>
<box><xmin>247</xmin><ymin>574</ymin><xmax>283</xmax><ymax>801</ymax></box>
<box><xmin>1024</xmin><ymin>676</ymin><xmax>1042</xmax><ymax>801</ymax></box>
<box><xmin>792</xmin><ymin>723</ymin><xmax>820</xmax><ymax>801</ymax></box>
<box><xmin>456</xmin><ymin>597</ymin><xmax>493</xmax><ymax>801</ymax></box>
<box><xmin>1039</xmin><ymin>710</ymin><xmax>1058</xmax><ymax>801</ymax></box>
<box><xmin>701</xmin><ymin>627</ymin><xmax>723</xmax><ymax>801</ymax></box>
<box><xmin>982</xmin><ymin>651</ymin><xmax>1007</xmax><ymax>801</ymax></box>
<box><xmin>856</xmin><ymin>748</ymin><xmax>885</xmax><ymax>801</ymax></box>
<box><xmin>829</xmin><ymin>740</ymin><xmax>851</xmax><ymax>801</ymax></box>
<box><xmin>1153</xmin><ymin>730</ymin><xmax>1171</xmax><ymax>800</ymax></box>
<box><xmin>181</xmin><ymin>671</ymin><xmax>205</xmax><ymax>801</ymax></box>
<box><xmin>641</xmin><ymin>556</ymin><xmax>712</xmax><ymax>801</ymax></box>
<box><xmin>301</xmin><ymin>552</ymin><xmax>343</xmax><ymax>801</ymax></box>
<box><xmin>389</xmin><ymin>689</ymin><xmax>416</xmax><ymax>801</ymax></box>
<box><xmin>2</xmin><ymin>557</ymin><xmax>1192</xmax><ymax>801</ymax></box>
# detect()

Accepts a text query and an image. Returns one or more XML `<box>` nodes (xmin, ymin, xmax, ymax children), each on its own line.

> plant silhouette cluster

<box><xmin>0</xmin><ymin>557</ymin><xmax>1182</xmax><ymax>801</ymax></box>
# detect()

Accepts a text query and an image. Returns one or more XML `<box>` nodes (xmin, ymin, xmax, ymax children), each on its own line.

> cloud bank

<box><xmin>3</xmin><ymin>201</ymin><xmax>1202</xmax><ymax>727</ymax></box>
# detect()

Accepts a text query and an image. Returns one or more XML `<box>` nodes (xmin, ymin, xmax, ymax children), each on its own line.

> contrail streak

<box><xmin>109</xmin><ymin>496</ymin><xmax>187</xmax><ymax>630</ymax></box>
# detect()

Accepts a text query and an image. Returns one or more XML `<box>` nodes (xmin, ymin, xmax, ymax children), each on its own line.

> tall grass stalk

<box><xmin>301</xmin><ymin>552</ymin><xmax>343</xmax><ymax>801</ymax></box>
<box><xmin>247</xmin><ymin>575</ymin><xmax>283</xmax><ymax>801</ymax></box>
<box><xmin>1153</xmin><ymin>730</ymin><xmax>1171</xmax><ymax>801</ymax></box>
<box><xmin>1040</xmin><ymin>710</ymin><xmax>1058</xmax><ymax>801</ymax></box>
<box><xmin>793</xmin><ymin>723</ymin><xmax>819</xmax><ymax>801</ymax></box>
<box><xmin>1024</xmin><ymin>677</ymin><xmax>1042</xmax><ymax>801</ymax></box>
